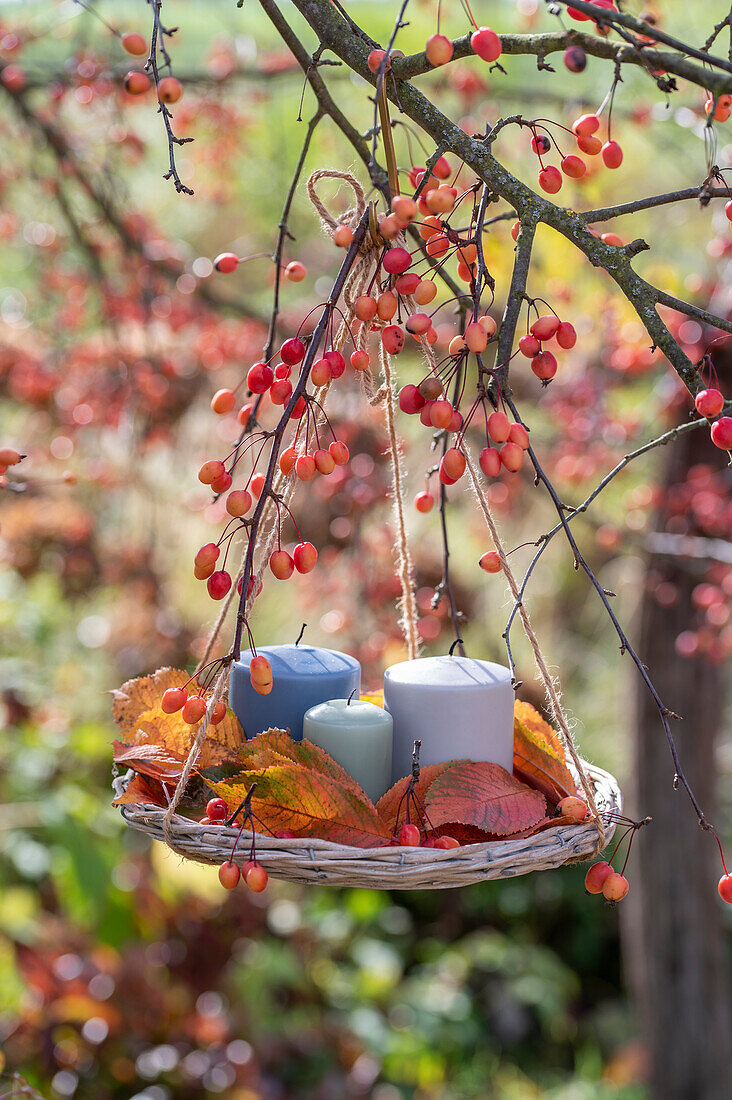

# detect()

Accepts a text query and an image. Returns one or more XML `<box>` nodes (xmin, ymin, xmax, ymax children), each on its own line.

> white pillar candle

<box><xmin>384</xmin><ymin>655</ymin><xmax>514</xmax><ymax>782</ymax></box>
<box><xmin>303</xmin><ymin>698</ymin><xmax>393</xmax><ymax>803</ymax></box>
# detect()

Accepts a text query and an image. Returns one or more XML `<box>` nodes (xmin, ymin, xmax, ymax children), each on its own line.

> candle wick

<box><xmin>295</xmin><ymin>623</ymin><xmax>307</xmax><ymax>646</ymax></box>
<box><xmin>449</xmin><ymin>637</ymin><xmax>465</xmax><ymax>657</ymax></box>
<box><xmin>347</xmin><ymin>688</ymin><xmax>358</xmax><ymax>706</ymax></box>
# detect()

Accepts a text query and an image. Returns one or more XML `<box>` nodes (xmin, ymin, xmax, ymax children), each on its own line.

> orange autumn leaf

<box><xmin>207</xmin><ymin>765</ymin><xmax>391</xmax><ymax>848</ymax></box>
<box><xmin>425</xmin><ymin>761</ymin><xmax>546</xmax><ymax>836</ymax></box>
<box><xmin>112</xmin><ymin>741</ymin><xmax>186</xmax><ymax>782</ymax></box>
<box><xmin>111</xmin><ymin>667</ymin><xmax>244</xmax><ymax>772</ymax></box>
<box><xmin>513</xmin><ymin>701</ymin><xmax>577</xmax><ymax>803</ymax></box>
<box><xmin>112</xmin><ymin>772</ymin><xmax>169</xmax><ymax>808</ymax></box>
<box><xmin>376</xmin><ymin>761</ymin><xmax>465</xmax><ymax>832</ymax></box>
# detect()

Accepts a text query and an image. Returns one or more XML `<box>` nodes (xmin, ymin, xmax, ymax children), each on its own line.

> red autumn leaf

<box><xmin>376</xmin><ymin>761</ymin><xmax>466</xmax><ymax>832</ymax></box>
<box><xmin>207</xmin><ymin>764</ymin><xmax>391</xmax><ymax>848</ymax></box>
<box><xmin>513</xmin><ymin>701</ymin><xmax>577</xmax><ymax>803</ymax></box>
<box><xmin>112</xmin><ymin>772</ymin><xmax>169</xmax><ymax>808</ymax></box>
<box><xmin>427</xmin><ymin>822</ymin><xmax>493</xmax><ymax>845</ymax></box>
<box><xmin>424</xmin><ymin>761</ymin><xmax>546</xmax><ymax>836</ymax></box>
<box><xmin>112</xmin><ymin>740</ymin><xmax>186</xmax><ymax>782</ymax></box>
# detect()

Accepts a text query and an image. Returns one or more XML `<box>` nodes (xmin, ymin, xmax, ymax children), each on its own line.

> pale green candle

<box><xmin>303</xmin><ymin>698</ymin><xmax>393</xmax><ymax>803</ymax></box>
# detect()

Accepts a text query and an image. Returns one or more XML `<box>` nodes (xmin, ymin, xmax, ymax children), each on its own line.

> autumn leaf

<box><xmin>360</xmin><ymin>689</ymin><xmax>384</xmax><ymax>708</ymax></box>
<box><xmin>513</xmin><ymin>701</ymin><xmax>577</xmax><ymax>803</ymax></box>
<box><xmin>112</xmin><ymin>740</ymin><xmax>186</xmax><ymax>782</ymax></box>
<box><xmin>207</xmin><ymin>765</ymin><xmax>391</xmax><ymax>847</ymax></box>
<box><xmin>111</xmin><ymin>667</ymin><xmax>244</xmax><ymax>772</ymax></box>
<box><xmin>376</xmin><ymin>761</ymin><xmax>466</xmax><ymax>832</ymax></box>
<box><xmin>112</xmin><ymin>772</ymin><xmax>169</xmax><ymax>808</ymax></box>
<box><xmin>424</xmin><ymin>761</ymin><xmax>546</xmax><ymax>836</ymax></box>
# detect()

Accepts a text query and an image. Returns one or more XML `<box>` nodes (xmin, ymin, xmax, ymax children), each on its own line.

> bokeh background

<box><xmin>0</xmin><ymin>2</ymin><xmax>730</xmax><ymax>1098</ymax></box>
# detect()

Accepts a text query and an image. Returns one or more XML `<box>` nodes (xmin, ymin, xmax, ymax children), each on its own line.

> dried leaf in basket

<box><xmin>112</xmin><ymin>772</ymin><xmax>169</xmax><ymax>808</ymax></box>
<box><xmin>513</xmin><ymin>701</ymin><xmax>578</xmax><ymax>803</ymax></box>
<box><xmin>112</xmin><ymin>741</ymin><xmax>186</xmax><ymax>782</ymax></box>
<box><xmin>207</xmin><ymin>764</ymin><xmax>391</xmax><ymax>847</ymax></box>
<box><xmin>111</xmin><ymin>667</ymin><xmax>244</xmax><ymax>773</ymax></box>
<box><xmin>424</xmin><ymin>761</ymin><xmax>546</xmax><ymax>836</ymax></box>
<box><xmin>376</xmin><ymin>761</ymin><xmax>466</xmax><ymax>832</ymax></box>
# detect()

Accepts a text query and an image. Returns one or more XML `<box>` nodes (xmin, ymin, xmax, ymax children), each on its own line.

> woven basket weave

<box><xmin>114</xmin><ymin>761</ymin><xmax>621</xmax><ymax>889</ymax></box>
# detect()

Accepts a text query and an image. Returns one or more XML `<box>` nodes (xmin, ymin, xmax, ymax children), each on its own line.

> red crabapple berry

<box><xmin>293</xmin><ymin>542</ymin><xmax>318</xmax><ymax>574</ymax></box>
<box><xmin>695</xmin><ymin>389</ymin><xmax>724</xmax><ymax>418</ymax></box>
<box><xmin>382</xmin><ymin>325</ymin><xmax>405</xmax><ymax>354</ymax></box>
<box><xmin>399</xmin><ymin>385</ymin><xmax>425</xmax><ymax>414</ymax></box>
<box><xmin>333</xmin><ymin>225</ymin><xmax>353</xmax><ymax>248</ymax></box>
<box><xmin>501</xmin><ymin>442</ymin><xmax>524</xmax><ymax>472</ymax></box>
<box><xmin>329</xmin><ymin>440</ymin><xmax>349</xmax><ymax>465</ymax></box>
<box><xmin>564</xmin><ymin>45</ymin><xmax>587</xmax><ymax>72</ymax></box>
<box><xmin>584</xmin><ymin>861</ymin><xmax>613</xmax><ymax>894</ymax></box>
<box><xmin>487</xmin><ymin>411</ymin><xmax>510</xmax><ymax>443</ymax></box>
<box><xmin>601</xmin><ymin>141</ymin><xmax>623</xmax><ymax>168</ymax></box>
<box><xmin>351</xmin><ymin>349</ymin><xmax>369</xmax><ymax>371</ymax></box>
<box><xmin>284</xmin><ymin>261</ymin><xmax>306</xmax><ymax>282</ymax></box>
<box><xmin>377</xmin><ymin>291</ymin><xmax>398</xmax><ymax>320</ymax></box>
<box><xmin>511</xmin><ymin>221</ymin><xmax>520</xmax><ymax>241</ymax></box>
<box><xmin>432</xmin><ymin>155</ymin><xmax>451</xmax><ymax>179</ymax></box>
<box><xmin>279</xmin><ymin>447</ymin><xmax>296</xmax><ymax>476</ymax></box>
<box><xmin>194</xmin><ymin>560</ymin><xmax>215</xmax><ymax>580</ymax></box>
<box><xmin>124</xmin><ymin>71</ymin><xmax>151</xmax><ymax>95</ymax></box>
<box><xmin>602</xmin><ymin>871</ymin><xmax>630</xmax><ymax>904</ymax></box>
<box><xmin>414</xmin><ymin>491</ymin><xmax>434</xmax><ymax>513</ymax></box>
<box><xmin>557</xmin><ymin>796</ymin><xmax>589</xmax><ymax>822</ymax></box>
<box><xmin>314</xmin><ymin>447</ymin><xmax>336</xmax><ymax>475</ymax></box>
<box><xmin>354</xmin><ymin>295</ymin><xmax>377</xmax><ymax>321</ymax></box>
<box><xmin>290</xmin><ymin>397</ymin><xmax>306</xmax><ymax>420</ymax></box>
<box><xmin>556</xmin><ymin>321</ymin><xmax>577</xmax><ymax>349</ymax></box>
<box><xmin>121</xmin><ymin>32</ymin><xmax>147</xmax><ymax>56</ymax></box>
<box><xmin>311</xmin><ymin>358</ymin><xmax>331</xmax><ymax>387</ymax></box>
<box><xmin>718</xmin><ymin>874</ymin><xmax>732</xmax><ymax>904</ymax></box>
<box><xmin>441</xmin><ymin>448</ymin><xmax>466</xmax><ymax>481</ymax></box>
<box><xmin>182</xmin><ymin>694</ymin><xmax>207</xmax><ymax>724</ymax></box>
<box><xmin>395</xmin><ymin>272</ymin><xmax>420</xmax><ymax>295</ymax></box>
<box><xmin>414</xmin><ymin>280</ymin><xmax>437</xmax><ymax>304</ymax></box>
<box><xmin>324</xmin><ymin>350</ymin><xmax>345</xmax><ymax>378</ymax></box>
<box><xmin>207</xmin><ymin>570</ymin><xmax>232</xmax><ymax>600</ymax></box>
<box><xmin>479</xmin><ymin>551</ymin><xmax>501</xmax><ymax>573</ymax></box>
<box><xmin>207</xmin><ymin>798</ymin><xmax>228</xmax><ymax>822</ymax></box>
<box><xmin>392</xmin><ymin>195</ymin><xmax>417</xmax><ymax>224</ymax></box>
<box><xmin>211</xmin><ymin>388</ymin><xmax>236</xmax><ymax>414</ymax></box>
<box><xmin>195</xmin><ymin>543</ymin><xmax>220</xmax><ymax>567</ymax></box>
<box><xmin>479</xmin><ymin>447</ymin><xmax>501</xmax><ymax>478</ymax></box>
<box><xmin>561</xmin><ymin>154</ymin><xmax>586</xmax><ymax>178</ymax></box>
<box><xmin>383</xmin><ymin>247</ymin><xmax>412</xmax><ymax>275</ymax></box>
<box><xmin>238</xmin><ymin>403</ymin><xmax>254</xmax><ymax>426</ymax></box>
<box><xmin>280</xmin><ymin>337</ymin><xmax>305</xmax><ymax>364</ymax></box>
<box><xmin>405</xmin><ymin>313</ymin><xmax>432</xmax><ymax>336</ymax></box>
<box><xmin>244</xmin><ymin>862</ymin><xmax>268</xmax><ymax>892</ymax></box>
<box><xmin>532</xmin><ymin>350</ymin><xmax>558</xmax><ymax>382</ymax></box>
<box><xmin>270</xmin><ymin>549</ymin><xmax>294</xmax><ymax>580</ymax></box>
<box><xmin>0</xmin><ymin>447</ymin><xmax>22</xmax><ymax>466</ymax></box>
<box><xmin>530</xmin><ymin>314</ymin><xmax>561</xmax><ymax>341</ymax></box>
<box><xmin>508</xmin><ymin>423</ymin><xmax>530</xmax><ymax>450</ymax></box>
<box><xmin>158</xmin><ymin>76</ymin><xmax>182</xmax><ymax>104</ymax></box>
<box><xmin>210</xmin><ymin>700</ymin><xmax>227</xmax><ymax>725</ymax></box>
<box><xmin>367</xmin><ymin>49</ymin><xmax>389</xmax><ymax>74</ymax></box>
<box><xmin>218</xmin><ymin>861</ymin><xmax>240</xmax><ymax>889</ymax></box>
<box><xmin>435</xmin><ymin>836</ymin><xmax>460</xmax><ymax>849</ymax></box>
<box><xmin>226</xmin><ymin>490</ymin><xmax>252</xmax><ymax>517</ymax></box>
<box><xmin>270</xmin><ymin>379</ymin><xmax>293</xmax><ymax>405</ymax></box>
<box><xmin>250</xmin><ymin>655</ymin><xmax>273</xmax><ymax>695</ymax></box>
<box><xmin>247</xmin><ymin>362</ymin><xmax>274</xmax><ymax>394</ymax></box>
<box><xmin>471</xmin><ymin>26</ymin><xmax>502</xmax><ymax>62</ymax></box>
<box><xmin>464</xmin><ymin>322</ymin><xmax>488</xmax><ymax>353</ymax></box>
<box><xmin>519</xmin><ymin>334</ymin><xmax>540</xmax><ymax>358</ymax></box>
<box><xmin>214</xmin><ymin>252</ymin><xmax>239</xmax><ymax>274</ymax></box>
<box><xmin>161</xmin><ymin>686</ymin><xmax>188</xmax><ymax>713</ymax></box>
<box><xmin>711</xmin><ymin>417</ymin><xmax>732</xmax><ymax>448</ymax></box>
<box><xmin>425</xmin><ymin>34</ymin><xmax>454</xmax><ymax>67</ymax></box>
<box><xmin>251</xmin><ymin>473</ymin><xmax>266</xmax><ymax>498</ymax></box>
<box><xmin>211</xmin><ymin>471</ymin><xmax>233</xmax><ymax>494</ymax></box>
<box><xmin>198</xmin><ymin>459</ymin><xmax>225</xmax><ymax>485</ymax></box>
<box><xmin>399</xmin><ymin>823</ymin><xmax>421</xmax><ymax>846</ymax></box>
<box><xmin>430</xmin><ymin>400</ymin><xmax>454</xmax><ymax>430</ymax></box>
<box><xmin>296</xmin><ymin>454</ymin><xmax>316</xmax><ymax>481</ymax></box>
<box><xmin>572</xmin><ymin>113</ymin><xmax>600</xmax><ymax>137</ymax></box>
<box><xmin>601</xmin><ymin>232</ymin><xmax>622</xmax><ymax>247</ymax></box>
<box><xmin>531</xmin><ymin>134</ymin><xmax>551</xmax><ymax>155</ymax></box>
<box><xmin>725</xmin><ymin>199</ymin><xmax>732</xmax><ymax>221</ymax></box>
<box><xmin>539</xmin><ymin>166</ymin><xmax>562</xmax><ymax>194</ymax></box>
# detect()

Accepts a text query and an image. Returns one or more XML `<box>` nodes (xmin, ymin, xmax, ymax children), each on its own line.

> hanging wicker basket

<box><xmin>113</xmin><ymin>761</ymin><xmax>620</xmax><ymax>890</ymax></box>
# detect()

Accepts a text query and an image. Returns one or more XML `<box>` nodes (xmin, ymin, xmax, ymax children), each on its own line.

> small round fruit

<box><xmin>158</xmin><ymin>76</ymin><xmax>182</xmax><ymax>104</ymax></box>
<box><xmin>182</xmin><ymin>694</ymin><xmax>206</xmax><ymax>724</ymax></box>
<box><xmin>247</xmin><ymin>362</ymin><xmax>274</xmax><ymax>394</ymax></box>
<box><xmin>314</xmin><ymin>448</ymin><xmax>336</xmax><ymax>475</ymax></box>
<box><xmin>414</xmin><ymin>491</ymin><xmax>434</xmax><ymax>513</ymax></box>
<box><xmin>250</xmin><ymin>473</ymin><xmax>266</xmax><ymax>498</ymax></box>
<box><xmin>211</xmin><ymin>388</ymin><xmax>236</xmax><ymax>414</ymax></box>
<box><xmin>531</xmin><ymin>350</ymin><xmax>558</xmax><ymax>382</ymax></box>
<box><xmin>464</xmin><ymin>321</ymin><xmax>488</xmax><ymax>353</ymax></box>
<box><xmin>399</xmin><ymin>823</ymin><xmax>421</xmax><ymax>846</ymax></box>
<box><xmin>561</xmin><ymin>154</ymin><xmax>586</xmax><ymax>178</ymax></box>
<box><xmin>441</xmin><ymin>447</ymin><xmax>466</xmax><ymax>480</ymax></box>
<box><xmin>329</xmin><ymin>440</ymin><xmax>350</xmax><ymax>465</ymax></box>
<box><xmin>471</xmin><ymin>26</ymin><xmax>502</xmax><ymax>62</ymax></box>
<box><xmin>377</xmin><ymin>291</ymin><xmax>398</xmax><ymax>321</ymax></box>
<box><xmin>162</xmin><ymin>686</ymin><xmax>188</xmax><ymax>713</ymax></box>
<box><xmin>695</xmin><ymin>388</ymin><xmax>724</xmax><ymax>418</ymax></box>
<box><xmin>711</xmin><ymin>416</ymin><xmax>732</xmax><ymax>449</ymax></box>
<box><xmin>425</xmin><ymin>33</ymin><xmax>454</xmax><ymax>67</ymax></box>
<box><xmin>293</xmin><ymin>541</ymin><xmax>318</xmax><ymax>574</ymax></box>
<box><xmin>210</xmin><ymin>700</ymin><xmax>227</xmax><ymax>725</ymax></box>
<box><xmin>195</xmin><ymin>542</ymin><xmax>220</xmax><ymax>567</ymax></box>
<box><xmin>530</xmin><ymin>314</ymin><xmax>561</xmax><ymax>341</ymax></box>
<box><xmin>399</xmin><ymin>384</ymin><xmax>425</xmax><ymax>414</ymax></box>
<box><xmin>479</xmin><ymin>447</ymin><xmax>501</xmax><ymax>478</ymax></box>
<box><xmin>519</xmin><ymin>334</ymin><xmax>540</xmax><ymax>358</ymax></box>
<box><xmin>564</xmin><ymin>45</ymin><xmax>587</xmax><ymax>72</ymax></box>
<box><xmin>296</xmin><ymin>454</ymin><xmax>316</xmax><ymax>481</ymax></box>
<box><xmin>508</xmin><ymin>423</ymin><xmax>530</xmax><ymax>450</ymax></box>
<box><xmin>500</xmin><ymin>441</ymin><xmax>524</xmax><ymax>472</ymax></box>
<box><xmin>557</xmin><ymin>796</ymin><xmax>589</xmax><ymax>822</ymax></box>
<box><xmin>226</xmin><ymin>489</ymin><xmax>252</xmax><ymax>518</ymax></box>
<box><xmin>602</xmin><ymin>140</ymin><xmax>623</xmax><ymax>169</ymax></box>
<box><xmin>487</xmin><ymin>411</ymin><xmax>510</xmax><ymax>443</ymax></box>
<box><xmin>383</xmin><ymin>246</ymin><xmax>411</xmax><ymax>275</ymax></box>
<box><xmin>0</xmin><ymin>447</ymin><xmax>21</xmax><ymax>466</ymax></box>
<box><xmin>124</xmin><ymin>70</ymin><xmax>150</xmax><ymax>95</ymax></box>
<box><xmin>198</xmin><ymin>459</ymin><xmax>225</xmax><ymax>485</ymax></box>
<box><xmin>121</xmin><ymin>32</ymin><xmax>147</xmax><ymax>56</ymax></box>
<box><xmin>284</xmin><ymin>261</ymin><xmax>307</xmax><ymax>282</ymax></box>
<box><xmin>572</xmin><ymin>113</ymin><xmax>600</xmax><ymax>137</ymax></box>
<box><xmin>250</xmin><ymin>655</ymin><xmax>273</xmax><ymax>688</ymax></box>
<box><xmin>430</xmin><ymin>400</ymin><xmax>454</xmax><ymax>430</ymax></box>
<box><xmin>218</xmin><ymin>861</ymin><xmax>240</xmax><ymax>889</ymax></box>
<box><xmin>406</xmin><ymin>312</ymin><xmax>432</xmax><ymax>335</ymax></box>
<box><xmin>414</xmin><ymin>279</ymin><xmax>438</xmax><ymax>305</ymax></box>
<box><xmin>718</xmin><ymin>874</ymin><xmax>732</xmax><ymax>904</ymax></box>
<box><xmin>392</xmin><ymin>195</ymin><xmax>417</xmax><ymax>224</ymax></box>
<box><xmin>584</xmin><ymin>861</ymin><xmax>613</xmax><ymax>894</ymax></box>
<box><xmin>207</xmin><ymin>570</ymin><xmax>232</xmax><ymax>600</ymax></box>
<box><xmin>207</xmin><ymin>798</ymin><xmax>228</xmax><ymax>822</ymax></box>
<box><xmin>602</xmin><ymin>871</ymin><xmax>630</xmax><ymax>903</ymax></box>
<box><xmin>367</xmin><ymin>49</ymin><xmax>389</xmax><ymax>74</ymax></box>
<box><xmin>214</xmin><ymin>252</ymin><xmax>238</xmax><ymax>273</ymax></box>
<box><xmin>435</xmin><ymin>835</ymin><xmax>460</xmax><ymax>849</ymax></box>
<box><xmin>354</xmin><ymin>295</ymin><xmax>377</xmax><ymax>321</ymax></box>
<box><xmin>333</xmin><ymin>224</ymin><xmax>353</xmax><ymax>248</ymax></box>
<box><xmin>270</xmin><ymin>549</ymin><xmax>294</xmax><ymax>580</ymax></box>
<box><xmin>211</xmin><ymin>471</ymin><xmax>232</xmax><ymax>494</ymax></box>
<box><xmin>351</xmin><ymin>349</ymin><xmax>369</xmax><ymax>371</ymax></box>
<box><xmin>539</xmin><ymin>166</ymin><xmax>562</xmax><ymax>194</ymax></box>
<box><xmin>556</xmin><ymin>321</ymin><xmax>577</xmax><ymax>349</ymax></box>
<box><xmin>382</xmin><ymin>325</ymin><xmax>405</xmax><ymax>355</ymax></box>
<box><xmin>244</xmin><ymin>862</ymin><xmax>268</xmax><ymax>892</ymax></box>
<box><xmin>479</xmin><ymin>551</ymin><xmax>501</xmax><ymax>573</ymax></box>
<box><xmin>280</xmin><ymin>337</ymin><xmax>306</xmax><ymax>365</ymax></box>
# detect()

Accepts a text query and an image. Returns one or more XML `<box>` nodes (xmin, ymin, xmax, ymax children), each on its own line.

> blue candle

<box><xmin>229</xmin><ymin>645</ymin><xmax>361</xmax><ymax>742</ymax></box>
